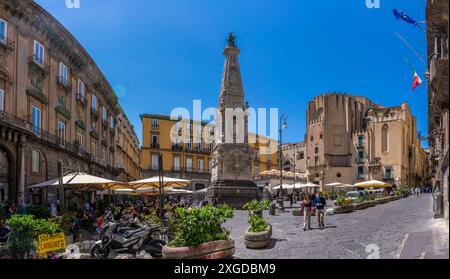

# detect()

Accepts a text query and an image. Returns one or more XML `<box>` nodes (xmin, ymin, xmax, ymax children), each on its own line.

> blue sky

<box><xmin>35</xmin><ymin>0</ymin><xmax>428</xmax><ymax>146</ymax></box>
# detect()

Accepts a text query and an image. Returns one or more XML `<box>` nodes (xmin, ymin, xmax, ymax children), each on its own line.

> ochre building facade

<box><xmin>0</xmin><ymin>0</ymin><xmax>140</xmax><ymax>205</ymax></box>
<box><xmin>140</xmin><ymin>114</ymin><xmax>278</xmax><ymax>190</ymax></box>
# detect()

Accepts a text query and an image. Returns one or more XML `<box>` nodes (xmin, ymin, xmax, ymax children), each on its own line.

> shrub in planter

<box><xmin>163</xmin><ymin>205</ymin><xmax>234</xmax><ymax>259</ymax></box>
<box><xmin>292</xmin><ymin>208</ymin><xmax>302</xmax><ymax>216</ymax></box>
<box><xmin>243</xmin><ymin>199</ymin><xmax>271</xmax><ymax>217</ymax></box>
<box><xmin>336</xmin><ymin>196</ymin><xmax>353</xmax><ymax>206</ymax></box>
<box><xmin>243</xmin><ymin>200</ymin><xmax>272</xmax><ymax>249</ymax></box>
<box><xmin>169</xmin><ymin>205</ymin><xmax>233</xmax><ymax>247</ymax></box>
<box><xmin>53</xmin><ymin>212</ymin><xmax>76</xmax><ymax>243</ymax></box>
<box><xmin>6</xmin><ymin>215</ymin><xmax>61</xmax><ymax>258</ymax></box>
<box><xmin>27</xmin><ymin>205</ymin><xmax>51</xmax><ymax>220</ymax></box>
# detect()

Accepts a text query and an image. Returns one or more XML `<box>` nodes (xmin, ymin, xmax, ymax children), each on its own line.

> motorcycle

<box><xmin>90</xmin><ymin>211</ymin><xmax>166</xmax><ymax>259</ymax></box>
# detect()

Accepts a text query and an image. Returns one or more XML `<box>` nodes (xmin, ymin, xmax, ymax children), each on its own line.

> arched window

<box><xmin>382</xmin><ymin>124</ymin><xmax>389</xmax><ymax>153</ymax></box>
<box><xmin>315</xmin><ymin>147</ymin><xmax>319</xmax><ymax>154</ymax></box>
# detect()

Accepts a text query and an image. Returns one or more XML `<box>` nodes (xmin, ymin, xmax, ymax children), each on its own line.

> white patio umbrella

<box><xmin>168</xmin><ymin>189</ymin><xmax>194</xmax><ymax>195</ymax></box>
<box><xmin>29</xmin><ymin>172</ymin><xmax>128</xmax><ymax>191</ymax></box>
<box><xmin>272</xmin><ymin>183</ymin><xmax>293</xmax><ymax>190</ymax></box>
<box><xmin>302</xmin><ymin>182</ymin><xmax>320</xmax><ymax>188</ymax></box>
<box><xmin>325</xmin><ymin>182</ymin><xmax>355</xmax><ymax>193</ymax></box>
<box><xmin>354</xmin><ymin>180</ymin><xmax>392</xmax><ymax>188</ymax></box>
<box><xmin>128</xmin><ymin>176</ymin><xmax>191</xmax><ymax>190</ymax></box>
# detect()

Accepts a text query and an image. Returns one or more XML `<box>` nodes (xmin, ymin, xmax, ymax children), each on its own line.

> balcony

<box><xmin>91</xmin><ymin>108</ymin><xmax>99</xmax><ymax>121</ymax></box>
<box><xmin>151</xmin><ymin>124</ymin><xmax>160</xmax><ymax>130</ymax></box>
<box><xmin>151</xmin><ymin>143</ymin><xmax>160</xmax><ymax>149</ymax></box>
<box><xmin>0</xmin><ymin>111</ymin><xmax>92</xmax><ymax>161</ymax></box>
<box><xmin>75</xmin><ymin>119</ymin><xmax>86</xmax><ymax>131</ymax></box>
<box><xmin>383</xmin><ymin>174</ymin><xmax>394</xmax><ymax>180</ymax></box>
<box><xmin>57</xmin><ymin>76</ymin><xmax>72</xmax><ymax>92</ymax></box>
<box><xmin>172</xmin><ymin>144</ymin><xmax>183</xmax><ymax>151</ymax></box>
<box><xmin>356</xmin><ymin>174</ymin><xmax>366</xmax><ymax>180</ymax></box>
<box><xmin>0</xmin><ymin>111</ymin><xmax>121</xmax><ymax>175</ymax></box>
<box><xmin>0</xmin><ymin>36</ymin><xmax>14</xmax><ymax>51</ymax></box>
<box><xmin>28</xmin><ymin>55</ymin><xmax>50</xmax><ymax>75</ymax></box>
<box><xmin>171</xmin><ymin>167</ymin><xmax>182</xmax><ymax>172</ymax></box>
<box><xmin>355</xmin><ymin>157</ymin><xmax>365</xmax><ymax>164</ymax></box>
<box><xmin>76</xmin><ymin>93</ymin><xmax>87</xmax><ymax>108</ymax></box>
<box><xmin>356</xmin><ymin>142</ymin><xmax>365</xmax><ymax>149</ymax></box>
<box><xmin>368</xmin><ymin>157</ymin><xmax>381</xmax><ymax>167</ymax></box>
<box><xmin>101</xmin><ymin>139</ymin><xmax>108</xmax><ymax>147</ymax></box>
<box><xmin>183</xmin><ymin>167</ymin><xmax>210</xmax><ymax>175</ymax></box>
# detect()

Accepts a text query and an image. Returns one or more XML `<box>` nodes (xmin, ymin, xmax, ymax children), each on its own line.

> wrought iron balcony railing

<box><xmin>57</xmin><ymin>76</ymin><xmax>72</xmax><ymax>92</ymax></box>
<box><xmin>356</xmin><ymin>174</ymin><xmax>366</xmax><ymax>179</ymax></box>
<box><xmin>172</xmin><ymin>144</ymin><xmax>183</xmax><ymax>151</ymax></box>
<box><xmin>0</xmin><ymin>35</ymin><xmax>14</xmax><ymax>51</ymax></box>
<box><xmin>0</xmin><ymin>111</ymin><xmax>119</xmax><ymax>171</ymax></box>
<box><xmin>151</xmin><ymin>143</ymin><xmax>160</xmax><ymax>149</ymax></box>
<box><xmin>76</xmin><ymin>93</ymin><xmax>87</xmax><ymax>108</ymax></box>
<box><xmin>28</xmin><ymin>55</ymin><xmax>50</xmax><ymax>74</ymax></box>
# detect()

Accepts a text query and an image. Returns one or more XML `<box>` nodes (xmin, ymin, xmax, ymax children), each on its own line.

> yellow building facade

<box><xmin>140</xmin><ymin>114</ymin><xmax>278</xmax><ymax>189</ymax></box>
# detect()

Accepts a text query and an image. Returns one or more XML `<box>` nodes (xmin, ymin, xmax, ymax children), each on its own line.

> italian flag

<box><xmin>409</xmin><ymin>62</ymin><xmax>423</xmax><ymax>90</ymax></box>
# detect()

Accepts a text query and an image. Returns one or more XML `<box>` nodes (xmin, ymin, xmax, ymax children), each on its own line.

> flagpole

<box><xmin>395</xmin><ymin>32</ymin><xmax>427</xmax><ymax>67</ymax></box>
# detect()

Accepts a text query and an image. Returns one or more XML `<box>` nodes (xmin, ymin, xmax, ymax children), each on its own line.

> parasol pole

<box><xmin>57</xmin><ymin>161</ymin><xmax>65</xmax><ymax>214</ymax></box>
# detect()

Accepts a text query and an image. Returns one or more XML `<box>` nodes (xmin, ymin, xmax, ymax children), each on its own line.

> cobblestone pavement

<box><xmin>225</xmin><ymin>194</ymin><xmax>443</xmax><ymax>259</ymax></box>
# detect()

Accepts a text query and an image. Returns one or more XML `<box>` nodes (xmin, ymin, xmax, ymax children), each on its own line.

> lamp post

<box><xmin>293</xmin><ymin>144</ymin><xmax>297</xmax><ymax>204</ymax></box>
<box><xmin>158</xmin><ymin>153</ymin><xmax>165</xmax><ymax>226</ymax></box>
<box><xmin>277</xmin><ymin>113</ymin><xmax>288</xmax><ymax>210</ymax></box>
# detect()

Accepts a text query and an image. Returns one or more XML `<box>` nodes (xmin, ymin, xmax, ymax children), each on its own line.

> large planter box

<box><xmin>375</xmin><ymin>198</ymin><xmax>389</xmax><ymax>204</ymax></box>
<box><xmin>292</xmin><ymin>209</ymin><xmax>302</xmax><ymax>216</ymax></box>
<box><xmin>333</xmin><ymin>205</ymin><xmax>354</xmax><ymax>214</ymax></box>
<box><xmin>244</xmin><ymin>225</ymin><xmax>272</xmax><ymax>249</ymax></box>
<box><xmin>353</xmin><ymin>202</ymin><xmax>371</xmax><ymax>210</ymax></box>
<box><xmin>162</xmin><ymin>239</ymin><xmax>235</xmax><ymax>259</ymax></box>
<box><xmin>366</xmin><ymin>200</ymin><xmax>376</xmax><ymax>207</ymax></box>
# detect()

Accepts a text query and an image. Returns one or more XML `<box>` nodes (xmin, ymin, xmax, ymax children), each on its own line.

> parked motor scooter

<box><xmin>90</xmin><ymin>211</ymin><xmax>165</xmax><ymax>259</ymax></box>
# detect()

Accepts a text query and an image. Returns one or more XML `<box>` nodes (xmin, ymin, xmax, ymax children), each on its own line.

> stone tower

<box><xmin>207</xmin><ymin>33</ymin><xmax>259</xmax><ymax>209</ymax></box>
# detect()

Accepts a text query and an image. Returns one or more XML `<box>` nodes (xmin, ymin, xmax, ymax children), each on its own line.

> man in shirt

<box><xmin>313</xmin><ymin>192</ymin><xmax>327</xmax><ymax>230</ymax></box>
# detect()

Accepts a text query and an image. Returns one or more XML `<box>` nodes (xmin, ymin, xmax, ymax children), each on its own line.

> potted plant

<box><xmin>162</xmin><ymin>205</ymin><xmax>235</xmax><ymax>259</ymax></box>
<box><xmin>53</xmin><ymin>212</ymin><xmax>77</xmax><ymax>244</ymax></box>
<box><xmin>333</xmin><ymin>196</ymin><xmax>354</xmax><ymax>214</ymax></box>
<box><xmin>353</xmin><ymin>196</ymin><xmax>370</xmax><ymax>210</ymax></box>
<box><xmin>292</xmin><ymin>208</ymin><xmax>302</xmax><ymax>216</ymax></box>
<box><xmin>242</xmin><ymin>200</ymin><xmax>272</xmax><ymax>249</ymax></box>
<box><xmin>6</xmin><ymin>215</ymin><xmax>61</xmax><ymax>259</ymax></box>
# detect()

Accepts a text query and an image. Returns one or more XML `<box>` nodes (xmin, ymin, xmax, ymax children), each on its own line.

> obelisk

<box><xmin>207</xmin><ymin>33</ymin><xmax>259</xmax><ymax>209</ymax></box>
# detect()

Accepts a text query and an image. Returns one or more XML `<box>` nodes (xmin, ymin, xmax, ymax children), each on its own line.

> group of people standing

<box><xmin>302</xmin><ymin>192</ymin><xmax>327</xmax><ymax>231</ymax></box>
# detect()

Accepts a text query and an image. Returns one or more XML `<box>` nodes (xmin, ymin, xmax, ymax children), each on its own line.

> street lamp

<box><xmin>277</xmin><ymin>113</ymin><xmax>288</xmax><ymax>210</ymax></box>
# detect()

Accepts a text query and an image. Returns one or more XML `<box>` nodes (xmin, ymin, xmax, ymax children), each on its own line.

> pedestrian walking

<box><xmin>290</xmin><ymin>194</ymin><xmax>294</xmax><ymax>208</ymax></box>
<box><xmin>314</xmin><ymin>192</ymin><xmax>327</xmax><ymax>229</ymax></box>
<box><xmin>415</xmin><ymin>187</ymin><xmax>420</xmax><ymax>197</ymax></box>
<box><xmin>303</xmin><ymin>195</ymin><xmax>312</xmax><ymax>231</ymax></box>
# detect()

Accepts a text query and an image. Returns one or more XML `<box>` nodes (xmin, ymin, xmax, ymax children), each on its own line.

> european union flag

<box><xmin>393</xmin><ymin>9</ymin><xmax>418</xmax><ymax>26</ymax></box>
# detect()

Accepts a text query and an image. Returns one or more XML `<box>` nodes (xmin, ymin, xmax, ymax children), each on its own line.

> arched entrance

<box><xmin>0</xmin><ymin>147</ymin><xmax>10</xmax><ymax>203</ymax></box>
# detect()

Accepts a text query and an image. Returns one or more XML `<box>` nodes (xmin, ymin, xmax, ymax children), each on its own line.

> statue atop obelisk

<box><xmin>208</xmin><ymin>33</ymin><xmax>259</xmax><ymax>209</ymax></box>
